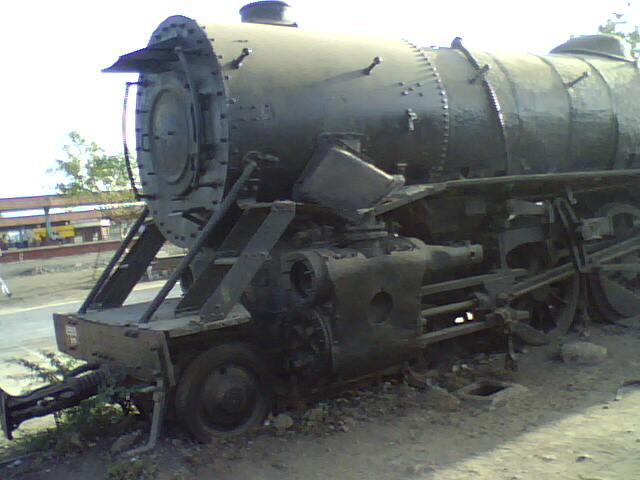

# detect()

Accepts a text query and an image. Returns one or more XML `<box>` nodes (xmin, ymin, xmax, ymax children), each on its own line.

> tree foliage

<box><xmin>49</xmin><ymin>131</ymin><xmax>141</xmax><ymax>228</ymax></box>
<box><xmin>599</xmin><ymin>5</ymin><xmax>639</xmax><ymax>58</ymax></box>
<box><xmin>52</xmin><ymin>131</ymin><xmax>135</xmax><ymax>204</ymax></box>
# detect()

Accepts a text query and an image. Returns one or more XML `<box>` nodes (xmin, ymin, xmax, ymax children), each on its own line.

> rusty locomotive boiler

<box><xmin>3</xmin><ymin>1</ymin><xmax>640</xmax><ymax>446</ymax></box>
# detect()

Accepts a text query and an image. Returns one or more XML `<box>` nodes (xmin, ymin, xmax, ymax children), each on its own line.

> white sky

<box><xmin>0</xmin><ymin>0</ymin><xmax>636</xmax><ymax>198</ymax></box>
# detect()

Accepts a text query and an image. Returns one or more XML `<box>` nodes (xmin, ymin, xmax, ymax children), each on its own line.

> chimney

<box><xmin>239</xmin><ymin>1</ymin><xmax>298</xmax><ymax>27</ymax></box>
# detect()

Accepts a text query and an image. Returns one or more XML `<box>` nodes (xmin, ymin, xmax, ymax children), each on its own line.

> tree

<box><xmin>52</xmin><ymin>131</ymin><xmax>135</xmax><ymax>204</ymax></box>
<box><xmin>50</xmin><ymin>131</ymin><xmax>141</xmax><ymax>231</ymax></box>
<box><xmin>599</xmin><ymin>4</ymin><xmax>639</xmax><ymax>58</ymax></box>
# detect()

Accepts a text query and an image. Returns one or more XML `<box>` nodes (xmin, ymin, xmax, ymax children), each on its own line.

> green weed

<box><xmin>2</xmin><ymin>351</ymin><xmax>138</xmax><ymax>460</ymax></box>
<box><xmin>105</xmin><ymin>458</ymin><xmax>158</xmax><ymax>480</ymax></box>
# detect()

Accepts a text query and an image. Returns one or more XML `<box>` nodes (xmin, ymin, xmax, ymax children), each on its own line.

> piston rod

<box><xmin>421</xmin><ymin>299</ymin><xmax>476</xmax><ymax>318</ymax></box>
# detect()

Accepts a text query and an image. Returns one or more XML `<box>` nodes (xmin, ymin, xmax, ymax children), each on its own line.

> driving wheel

<box><xmin>508</xmin><ymin>243</ymin><xmax>580</xmax><ymax>343</ymax></box>
<box><xmin>589</xmin><ymin>202</ymin><xmax>640</xmax><ymax>321</ymax></box>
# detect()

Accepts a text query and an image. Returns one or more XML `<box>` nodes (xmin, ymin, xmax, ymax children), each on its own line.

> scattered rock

<box><xmin>576</xmin><ymin>453</ymin><xmax>592</xmax><ymax>462</ymax></box>
<box><xmin>423</xmin><ymin>386</ymin><xmax>461</xmax><ymax>411</ymax></box>
<box><xmin>444</xmin><ymin>369</ymin><xmax>476</xmax><ymax>391</ymax></box>
<box><xmin>181</xmin><ymin>453</ymin><xmax>201</xmax><ymax>467</ymax></box>
<box><xmin>456</xmin><ymin>380</ymin><xmax>528</xmax><ymax>407</ymax></box>
<box><xmin>68</xmin><ymin>433</ymin><xmax>84</xmax><ymax>451</ymax></box>
<box><xmin>305</xmin><ymin>407</ymin><xmax>327</xmax><ymax>423</ymax></box>
<box><xmin>406</xmin><ymin>463</ymin><xmax>431</xmax><ymax>475</ymax></box>
<box><xmin>110</xmin><ymin>430</ymin><xmax>144</xmax><ymax>455</ymax></box>
<box><xmin>561</xmin><ymin>341</ymin><xmax>607</xmax><ymax>365</ymax></box>
<box><xmin>273</xmin><ymin>413</ymin><xmax>294</xmax><ymax>431</ymax></box>
<box><xmin>537</xmin><ymin>454</ymin><xmax>556</xmax><ymax>462</ymax></box>
<box><xmin>615</xmin><ymin>379</ymin><xmax>640</xmax><ymax>401</ymax></box>
<box><xmin>270</xmin><ymin>460</ymin><xmax>287</xmax><ymax>470</ymax></box>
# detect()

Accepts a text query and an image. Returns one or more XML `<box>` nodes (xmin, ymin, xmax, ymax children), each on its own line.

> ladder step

<box><xmin>214</xmin><ymin>257</ymin><xmax>238</xmax><ymax>266</ymax></box>
<box><xmin>174</xmin><ymin>201</ymin><xmax>295</xmax><ymax>317</ymax></box>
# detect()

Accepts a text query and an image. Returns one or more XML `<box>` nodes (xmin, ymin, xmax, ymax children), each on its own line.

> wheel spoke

<box><xmin>599</xmin><ymin>276</ymin><xmax>640</xmax><ymax>318</ymax></box>
<box><xmin>175</xmin><ymin>343</ymin><xmax>273</xmax><ymax>442</ymax></box>
<box><xmin>508</xmin><ymin>244</ymin><xmax>579</xmax><ymax>342</ymax></box>
<box><xmin>590</xmin><ymin>202</ymin><xmax>640</xmax><ymax>321</ymax></box>
<box><xmin>549</xmin><ymin>291</ymin><xmax>568</xmax><ymax>307</ymax></box>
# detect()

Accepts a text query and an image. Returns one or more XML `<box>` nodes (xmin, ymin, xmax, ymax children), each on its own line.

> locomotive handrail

<box><xmin>443</xmin><ymin>168</ymin><xmax>640</xmax><ymax>188</ymax></box>
<box><xmin>175</xmin><ymin>46</ymin><xmax>204</xmax><ymax>189</ymax></box>
<box><xmin>122</xmin><ymin>81</ymin><xmax>147</xmax><ymax>200</ymax></box>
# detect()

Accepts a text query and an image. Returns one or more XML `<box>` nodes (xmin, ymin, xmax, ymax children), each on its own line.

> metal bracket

<box><xmin>200</xmin><ymin>201</ymin><xmax>296</xmax><ymax>322</ymax></box>
<box><xmin>126</xmin><ymin>377</ymin><xmax>167</xmax><ymax>455</ymax></box>
<box><xmin>564</xmin><ymin>70</ymin><xmax>590</xmax><ymax>88</ymax></box>
<box><xmin>469</xmin><ymin>64</ymin><xmax>490</xmax><ymax>84</ymax></box>
<box><xmin>554</xmin><ymin>197</ymin><xmax>588</xmax><ymax>273</ymax></box>
<box><xmin>406</xmin><ymin>108</ymin><xmax>418</xmax><ymax>132</ymax></box>
<box><xmin>506</xmin><ymin>199</ymin><xmax>548</xmax><ymax>217</ymax></box>
<box><xmin>363</xmin><ymin>56</ymin><xmax>383</xmax><ymax>75</ymax></box>
<box><xmin>139</xmin><ymin>161</ymin><xmax>257</xmax><ymax>324</ymax></box>
<box><xmin>175</xmin><ymin>46</ymin><xmax>205</xmax><ymax>189</ymax></box>
<box><xmin>232</xmin><ymin>47</ymin><xmax>252</xmax><ymax>69</ymax></box>
<box><xmin>505</xmin><ymin>334</ymin><xmax>518</xmax><ymax>371</ymax></box>
<box><xmin>126</xmin><ymin>340</ymin><xmax>172</xmax><ymax>454</ymax></box>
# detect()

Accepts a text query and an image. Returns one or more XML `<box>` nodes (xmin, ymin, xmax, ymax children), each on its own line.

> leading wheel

<box><xmin>175</xmin><ymin>343</ymin><xmax>274</xmax><ymax>442</ymax></box>
<box><xmin>589</xmin><ymin>202</ymin><xmax>640</xmax><ymax>321</ymax></box>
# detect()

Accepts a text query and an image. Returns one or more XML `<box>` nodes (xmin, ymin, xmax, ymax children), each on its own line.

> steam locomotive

<box><xmin>2</xmin><ymin>1</ymin><xmax>640</xmax><ymax>447</ymax></box>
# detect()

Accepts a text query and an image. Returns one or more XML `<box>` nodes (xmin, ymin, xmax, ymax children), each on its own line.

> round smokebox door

<box><xmin>150</xmin><ymin>89</ymin><xmax>192</xmax><ymax>185</ymax></box>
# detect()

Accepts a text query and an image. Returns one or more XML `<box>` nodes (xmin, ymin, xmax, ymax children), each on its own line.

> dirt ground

<box><xmin>0</xmin><ymin>253</ymin><xmax>110</xmax><ymax>310</ymax></box>
<box><xmin>1</xmin><ymin>258</ymin><xmax>639</xmax><ymax>480</ymax></box>
<box><xmin>0</xmin><ymin>246</ymin><xmax>184</xmax><ymax>311</ymax></box>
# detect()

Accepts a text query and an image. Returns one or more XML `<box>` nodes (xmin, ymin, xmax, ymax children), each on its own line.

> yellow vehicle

<box><xmin>32</xmin><ymin>225</ymin><xmax>75</xmax><ymax>242</ymax></box>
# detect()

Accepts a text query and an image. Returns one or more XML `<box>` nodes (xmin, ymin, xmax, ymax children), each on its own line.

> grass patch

<box><xmin>105</xmin><ymin>458</ymin><xmax>158</xmax><ymax>480</ymax></box>
<box><xmin>2</xmin><ymin>351</ymin><xmax>138</xmax><ymax>461</ymax></box>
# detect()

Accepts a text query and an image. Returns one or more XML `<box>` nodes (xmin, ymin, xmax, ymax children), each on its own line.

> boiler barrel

<box><xmin>105</xmin><ymin>17</ymin><xmax>640</xmax><ymax>247</ymax></box>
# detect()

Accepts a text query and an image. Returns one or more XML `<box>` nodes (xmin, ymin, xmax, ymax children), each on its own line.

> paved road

<box><xmin>0</xmin><ymin>283</ymin><xmax>176</xmax><ymax>394</ymax></box>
